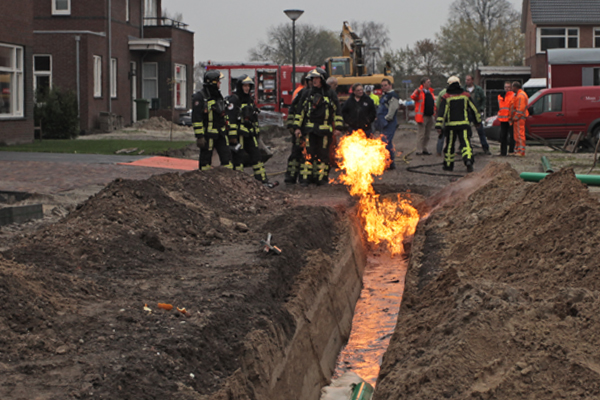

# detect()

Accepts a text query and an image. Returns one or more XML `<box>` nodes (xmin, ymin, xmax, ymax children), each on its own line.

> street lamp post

<box><xmin>284</xmin><ymin>9</ymin><xmax>304</xmax><ymax>91</ymax></box>
<box><xmin>370</xmin><ymin>46</ymin><xmax>380</xmax><ymax>75</ymax></box>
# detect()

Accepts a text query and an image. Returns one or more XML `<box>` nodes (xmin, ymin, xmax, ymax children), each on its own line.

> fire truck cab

<box><xmin>206</xmin><ymin>63</ymin><xmax>314</xmax><ymax>117</ymax></box>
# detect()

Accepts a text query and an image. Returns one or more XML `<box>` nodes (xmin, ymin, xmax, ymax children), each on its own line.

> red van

<box><xmin>526</xmin><ymin>86</ymin><xmax>600</xmax><ymax>145</ymax></box>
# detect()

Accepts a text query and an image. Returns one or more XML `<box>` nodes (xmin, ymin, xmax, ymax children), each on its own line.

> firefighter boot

<box><xmin>298</xmin><ymin>161</ymin><xmax>313</xmax><ymax>187</ymax></box>
<box><xmin>284</xmin><ymin>160</ymin><xmax>300</xmax><ymax>184</ymax></box>
<box><xmin>315</xmin><ymin>162</ymin><xmax>330</xmax><ymax>186</ymax></box>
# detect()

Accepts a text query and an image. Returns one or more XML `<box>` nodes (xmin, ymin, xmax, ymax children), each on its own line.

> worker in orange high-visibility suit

<box><xmin>510</xmin><ymin>81</ymin><xmax>529</xmax><ymax>157</ymax></box>
<box><xmin>411</xmin><ymin>76</ymin><xmax>436</xmax><ymax>155</ymax></box>
<box><xmin>497</xmin><ymin>81</ymin><xmax>515</xmax><ymax>156</ymax></box>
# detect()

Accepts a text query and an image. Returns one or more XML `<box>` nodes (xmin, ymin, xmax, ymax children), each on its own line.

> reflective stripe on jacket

<box><xmin>510</xmin><ymin>90</ymin><xmax>529</xmax><ymax>122</ymax></box>
<box><xmin>497</xmin><ymin>91</ymin><xmax>515</xmax><ymax>122</ymax></box>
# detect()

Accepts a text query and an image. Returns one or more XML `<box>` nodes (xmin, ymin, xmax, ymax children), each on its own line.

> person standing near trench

<box><xmin>411</xmin><ymin>77</ymin><xmax>436</xmax><ymax>155</ymax></box>
<box><xmin>510</xmin><ymin>81</ymin><xmax>529</xmax><ymax>157</ymax></box>
<box><xmin>375</xmin><ymin>78</ymin><xmax>400</xmax><ymax>170</ymax></box>
<box><xmin>342</xmin><ymin>83</ymin><xmax>376</xmax><ymax>137</ymax></box>
<box><xmin>497</xmin><ymin>81</ymin><xmax>515</xmax><ymax>156</ymax></box>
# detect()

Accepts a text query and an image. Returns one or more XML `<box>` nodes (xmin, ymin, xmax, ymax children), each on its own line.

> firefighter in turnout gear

<box><xmin>436</xmin><ymin>76</ymin><xmax>480</xmax><ymax>173</ymax></box>
<box><xmin>226</xmin><ymin>75</ymin><xmax>272</xmax><ymax>185</ymax></box>
<box><xmin>192</xmin><ymin>70</ymin><xmax>234</xmax><ymax>170</ymax></box>
<box><xmin>284</xmin><ymin>75</ymin><xmax>312</xmax><ymax>184</ymax></box>
<box><xmin>293</xmin><ymin>68</ymin><xmax>344</xmax><ymax>185</ymax></box>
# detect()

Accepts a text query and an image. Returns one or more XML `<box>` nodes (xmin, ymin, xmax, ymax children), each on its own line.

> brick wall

<box><xmin>0</xmin><ymin>0</ymin><xmax>35</xmax><ymax>145</ymax></box>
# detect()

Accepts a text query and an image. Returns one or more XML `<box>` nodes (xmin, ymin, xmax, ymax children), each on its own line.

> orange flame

<box><xmin>336</xmin><ymin>130</ymin><xmax>420</xmax><ymax>256</ymax></box>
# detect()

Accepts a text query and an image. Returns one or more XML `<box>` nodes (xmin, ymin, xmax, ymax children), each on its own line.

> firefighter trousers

<box><xmin>513</xmin><ymin>119</ymin><xmax>526</xmax><ymax>156</ymax></box>
<box><xmin>299</xmin><ymin>132</ymin><xmax>331</xmax><ymax>185</ymax></box>
<box><xmin>232</xmin><ymin>135</ymin><xmax>266</xmax><ymax>182</ymax></box>
<box><xmin>444</xmin><ymin>125</ymin><xmax>473</xmax><ymax>171</ymax></box>
<box><xmin>199</xmin><ymin>135</ymin><xmax>233</xmax><ymax>170</ymax></box>
<box><xmin>285</xmin><ymin>135</ymin><xmax>305</xmax><ymax>184</ymax></box>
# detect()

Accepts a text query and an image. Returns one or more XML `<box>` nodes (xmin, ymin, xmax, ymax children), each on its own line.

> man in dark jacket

<box><xmin>342</xmin><ymin>83</ymin><xmax>376</xmax><ymax>137</ymax></box>
<box><xmin>436</xmin><ymin>76</ymin><xmax>481</xmax><ymax>173</ymax></box>
<box><xmin>192</xmin><ymin>70</ymin><xmax>233</xmax><ymax>170</ymax></box>
<box><xmin>226</xmin><ymin>75</ymin><xmax>275</xmax><ymax>186</ymax></box>
<box><xmin>293</xmin><ymin>68</ymin><xmax>343</xmax><ymax>185</ymax></box>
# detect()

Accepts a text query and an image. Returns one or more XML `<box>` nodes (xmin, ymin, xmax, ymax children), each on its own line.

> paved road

<box><xmin>0</xmin><ymin>151</ymin><xmax>182</xmax><ymax>195</ymax></box>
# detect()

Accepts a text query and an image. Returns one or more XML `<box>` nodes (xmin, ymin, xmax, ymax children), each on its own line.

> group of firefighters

<box><xmin>191</xmin><ymin>68</ymin><xmax>530</xmax><ymax>181</ymax></box>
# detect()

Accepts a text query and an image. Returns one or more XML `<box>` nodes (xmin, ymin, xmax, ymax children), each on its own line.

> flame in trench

<box><xmin>336</xmin><ymin>130</ymin><xmax>420</xmax><ymax>256</ymax></box>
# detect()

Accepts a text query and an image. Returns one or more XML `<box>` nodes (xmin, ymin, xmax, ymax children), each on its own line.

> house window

<box><xmin>52</xmin><ymin>0</ymin><xmax>71</xmax><ymax>15</ymax></box>
<box><xmin>174</xmin><ymin>64</ymin><xmax>186</xmax><ymax>109</ymax></box>
<box><xmin>144</xmin><ymin>0</ymin><xmax>157</xmax><ymax>25</ymax></box>
<box><xmin>595</xmin><ymin>28</ymin><xmax>600</xmax><ymax>48</ymax></box>
<box><xmin>537</xmin><ymin>28</ymin><xmax>579</xmax><ymax>53</ymax></box>
<box><xmin>33</xmin><ymin>55</ymin><xmax>52</xmax><ymax>99</ymax></box>
<box><xmin>111</xmin><ymin>58</ymin><xmax>117</xmax><ymax>98</ymax></box>
<box><xmin>93</xmin><ymin>55</ymin><xmax>102</xmax><ymax>98</ymax></box>
<box><xmin>0</xmin><ymin>43</ymin><xmax>24</xmax><ymax>118</ymax></box>
<box><xmin>126</xmin><ymin>0</ymin><xmax>130</xmax><ymax>22</ymax></box>
<box><xmin>142</xmin><ymin>62</ymin><xmax>158</xmax><ymax>100</ymax></box>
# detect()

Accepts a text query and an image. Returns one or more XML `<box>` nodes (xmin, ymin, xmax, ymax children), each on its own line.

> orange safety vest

<box><xmin>497</xmin><ymin>91</ymin><xmax>514</xmax><ymax>122</ymax></box>
<box><xmin>292</xmin><ymin>84</ymin><xmax>304</xmax><ymax>100</ymax></box>
<box><xmin>510</xmin><ymin>89</ymin><xmax>529</xmax><ymax>122</ymax></box>
<box><xmin>411</xmin><ymin>85</ymin><xmax>435</xmax><ymax>123</ymax></box>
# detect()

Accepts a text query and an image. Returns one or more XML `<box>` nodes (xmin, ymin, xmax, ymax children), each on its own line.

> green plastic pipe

<box><xmin>541</xmin><ymin>156</ymin><xmax>554</xmax><ymax>173</ymax></box>
<box><xmin>520</xmin><ymin>172</ymin><xmax>600</xmax><ymax>186</ymax></box>
<box><xmin>351</xmin><ymin>382</ymin><xmax>374</xmax><ymax>400</ymax></box>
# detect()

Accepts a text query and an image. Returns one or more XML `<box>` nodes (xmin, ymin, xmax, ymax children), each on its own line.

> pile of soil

<box><xmin>376</xmin><ymin>162</ymin><xmax>600</xmax><ymax>399</ymax></box>
<box><xmin>0</xmin><ymin>168</ymin><xmax>340</xmax><ymax>399</ymax></box>
<box><xmin>131</xmin><ymin>116</ymin><xmax>191</xmax><ymax>132</ymax></box>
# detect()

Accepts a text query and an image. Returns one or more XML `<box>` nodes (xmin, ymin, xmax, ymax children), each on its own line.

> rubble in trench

<box><xmin>375</xmin><ymin>162</ymin><xmax>600</xmax><ymax>399</ymax></box>
<box><xmin>0</xmin><ymin>168</ymin><xmax>342</xmax><ymax>400</ymax></box>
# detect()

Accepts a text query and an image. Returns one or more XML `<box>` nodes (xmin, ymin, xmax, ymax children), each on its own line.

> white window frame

<box><xmin>174</xmin><ymin>63</ymin><xmax>186</xmax><ymax>109</ymax></box>
<box><xmin>52</xmin><ymin>0</ymin><xmax>71</xmax><ymax>15</ymax></box>
<box><xmin>536</xmin><ymin>27</ymin><xmax>579</xmax><ymax>54</ymax></box>
<box><xmin>126</xmin><ymin>0</ymin><xmax>130</xmax><ymax>22</ymax></box>
<box><xmin>33</xmin><ymin>54</ymin><xmax>53</xmax><ymax>99</ymax></box>
<box><xmin>595</xmin><ymin>27</ymin><xmax>600</xmax><ymax>48</ymax></box>
<box><xmin>93</xmin><ymin>55</ymin><xmax>102</xmax><ymax>98</ymax></box>
<box><xmin>110</xmin><ymin>58</ymin><xmax>117</xmax><ymax>98</ymax></box>
<box><xmin>0</xmin><ymin>43</ymin><xmax>24</xmax><ymax>118</ymax></box>
<box><xmin>142</xmin><ymin>62</ymin><xmax>158</xmax><ymax>100</ymax></box>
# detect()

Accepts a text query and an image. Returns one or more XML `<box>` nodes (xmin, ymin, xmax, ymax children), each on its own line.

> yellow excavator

<box><xmin>324</xmin><ymin>21</ymin><xmax>393</xmax><ymax>101</ymax></box>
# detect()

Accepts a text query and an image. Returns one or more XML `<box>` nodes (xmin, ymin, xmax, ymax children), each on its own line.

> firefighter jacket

<box><xmin>227</xmin><ymin>91</ymin><xmax>260</xmax><ymax>138</ymax></box>
<box><xmin>342</xmin><ymin>94</ymin><xmax>376</xmax><ymax>132</ymax></box>
<box><xmin>411</xmin><ymin>85</ymin><xmax>436</xmax><ymax>123</ymax></box>
<box><xmin>436</xmin><ymin>83</ymin><xmax>481</xmax><ymax>130</ymax></box>
<box><xmin>466</xmin><ymin>84</ymin><xmax>486</xmax><ymax>113</ymax></box>
<box><xmin>192</xmin><ymin>85</ymin><xmax>232</xmax><ymax>139</ymax></box>
<box><xmin>510</xmin><ymin>89</ymin><xmax>529</xmax><ymax>122</ymax></box>
<box><xmin>286</xmin><ymin>87</ymin><xmax>309</xmax><ymax>129</ymax></box>
<box><xmin>497</xmin><ymin>91</ymin><xmax>515</xmax><ymax>122</ymax></box>
<box><xmin>293</xmin><ymin>85</ymin><xmax>343</xmax><ymax>135</ymax></box>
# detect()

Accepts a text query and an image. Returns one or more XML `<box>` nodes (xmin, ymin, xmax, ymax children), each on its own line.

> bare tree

<box><xmin>436</xmin><ymin>0</ymin><xmax>523</xmax><ymax>77</ymax></box>
<box><xmin>249</xmin><ymin>23</ymin><xmax>341</xmax><ymax>66</ymax></box>
<box><xmin>349</xmin><ymin>21</ymin><xmax>391</xmax><ymax>73</ymax></box>
<box><xmin>161</xmin><ymin>8</ymin><xmax>183</xmax><ymax>22</ymax></box>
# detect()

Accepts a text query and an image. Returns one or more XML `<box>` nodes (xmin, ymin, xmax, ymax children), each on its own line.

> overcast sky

<box><xmin>163</xmin><ymin>0</ymin><xmax>523</xmax><ymax>64</ymax></box>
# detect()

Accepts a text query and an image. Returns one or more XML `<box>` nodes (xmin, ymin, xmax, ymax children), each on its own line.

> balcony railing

<box><xmin>143</xmin><ymin>17</ymin><xmax>189</xmax><ymax>30</ymax></box>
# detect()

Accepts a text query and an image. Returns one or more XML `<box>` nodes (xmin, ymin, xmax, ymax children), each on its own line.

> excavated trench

<box><xmin>216</xmin><ymin>192</ymin><xmax>421</xmax><ymax>400</ymax></box>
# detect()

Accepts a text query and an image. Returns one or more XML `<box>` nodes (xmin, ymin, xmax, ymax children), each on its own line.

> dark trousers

<box><xmin>299</xmin><ymin>132</ymin><xmax>332</xmax><ymax>184</ymax></box>
<box><xmin>499</xmin><ymin>122</ymin><xmax>515</xmax><ymax>156</ymax></box>
<box><xmin>232</xmin><ymin>135</ymin><xmax>266</xmax><ymax>182</ymax></box>
<box><xmin>285</xmin><ymin>135</ymin><xmax>305</xmax><ymax>183</ymax></box>
<box><xmin>444</xmin><ymin>125</ymin><xmax>474</xmax><ymax>171</ymax></box>
<box><xmin>199</xmin><ymin>135</ymin><xmax>232</xmax><ymax>170</ymax></box>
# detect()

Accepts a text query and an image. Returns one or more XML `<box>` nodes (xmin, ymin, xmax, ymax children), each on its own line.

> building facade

<box><xmin>0</xmin><ymin>0</ymin><xmax>35</xmax><ymax>145</ymax></box>
<box><xmin>522</xmin><ymin>0</ymin><xmax>600</xmax><ymax>78</ymax></box>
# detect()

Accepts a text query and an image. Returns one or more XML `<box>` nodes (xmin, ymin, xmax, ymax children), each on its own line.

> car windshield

<box><xmin>529</xmin><ymin>90</ymin><xmax>543</xmax><ymax>105</ymax></box>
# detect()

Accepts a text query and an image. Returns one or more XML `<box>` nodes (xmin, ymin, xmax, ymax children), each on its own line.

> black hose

<box><xmin>406</xmin><ymin>162</ymin><xmax>466</xmax><ymax>178</ymax></box>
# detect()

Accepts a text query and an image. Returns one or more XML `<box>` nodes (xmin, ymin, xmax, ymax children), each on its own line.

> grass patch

<box><xmin>0</xmin><ymin>140</ymin><xmax>194</xmax><ymax>155</ymax></box>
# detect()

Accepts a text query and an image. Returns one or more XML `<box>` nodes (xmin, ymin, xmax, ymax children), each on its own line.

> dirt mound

<box><xmin>376</xmin><ymin>163</ymin><xmax>600</xmax><ymax>399</ymax></box>
<box><xmin>0</xmin><ymin>168</ymin><xmax>341</xmax><ymax>400</ymax></box>
<box><xmin>132</xmin><ymin>116</ymin><xmax>191</xmax><ymax>132</ymax></box>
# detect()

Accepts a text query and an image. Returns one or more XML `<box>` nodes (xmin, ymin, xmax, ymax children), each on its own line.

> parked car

<box><xmin>526</xmin><ymin>86</ymin><xmax>600</xmax><ymax>146</ymax></box>
<box><xmin>178</xmin><ymin>110</ymin><xmax>192</xmax><ymax>126</ymax></box>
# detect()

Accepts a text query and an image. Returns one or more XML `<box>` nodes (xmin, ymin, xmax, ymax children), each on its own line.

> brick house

<box><xmin>0</xmin><ymin>0</ymin><xmax>35</xmax><ymax>145</ymax></box>
<box><xmin>30</xmin><ymin>0</ymin><xmax>193</xmax><ymax>134</ymax></box>
<box><xmin>522</xmin><ymin>0</ymin><xmax>600</xmax><ymax>78</ymax></box>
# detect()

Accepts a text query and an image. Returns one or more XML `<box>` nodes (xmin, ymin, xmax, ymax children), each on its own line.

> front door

<box><xmin>131</xmin><ymin>61</ymin><xmax>137</xmax><ymax>123</ymax></box>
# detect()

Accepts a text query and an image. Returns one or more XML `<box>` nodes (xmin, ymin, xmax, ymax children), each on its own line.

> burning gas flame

<box><xmin>336</xmin><ymin>130</ymin><xmax>420</xmax><ymax>256</ymax></box>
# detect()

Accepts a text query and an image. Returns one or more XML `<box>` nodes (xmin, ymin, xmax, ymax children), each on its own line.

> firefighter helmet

<box><xmin>204</xmin><ymin>70</ymin><xmax>224</xmax><ymax>86</ymax></box>
<box><xmin>308</xmin><ymin>67</ymin><xmax>329</xmax><ymax>84</ymax></box>
<box><xmin>238</xmin><ymin>75</ymin><xmax>254</xmax><ymax>86</ymax></box>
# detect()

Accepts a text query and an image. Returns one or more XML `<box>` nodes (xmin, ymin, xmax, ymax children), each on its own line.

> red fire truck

<box><xmin>206</xmin><ymin>63</ymin><xmax>315</xmax><ymax>116</ymax></box>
